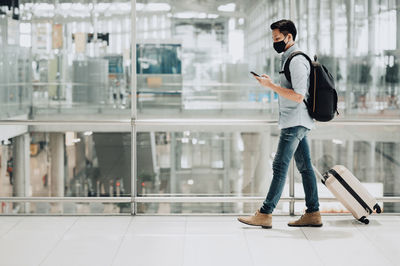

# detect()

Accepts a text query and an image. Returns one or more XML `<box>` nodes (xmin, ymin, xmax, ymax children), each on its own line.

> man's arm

<box><xmin>267</xmin><ymin>82</ymin><xmax>304</xmax><ymax>103</ymax></box>
<box><xmin>255</xmin><ymin>56</ymin><xmax>310</xmax><ymax>103</ymax></box>
<box><xmin>255</xmin><ymin>75</ymin><xmax>304</xmax><ymax>103</ymax></box>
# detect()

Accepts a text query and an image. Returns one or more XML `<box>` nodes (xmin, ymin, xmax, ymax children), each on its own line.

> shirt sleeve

<box><xmin>288</xmin><ymin>55</ymin><xmax>310</xmax><ymax>97</ymax></box>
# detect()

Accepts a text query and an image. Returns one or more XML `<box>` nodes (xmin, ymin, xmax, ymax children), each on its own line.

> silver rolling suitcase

<box><xmin>313</xmin><ymin>165</ymin><xmax>382</xmax><ymax>224</ymax></box>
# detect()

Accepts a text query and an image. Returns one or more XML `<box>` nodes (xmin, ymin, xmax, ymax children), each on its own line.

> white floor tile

<box><xmin>185</xmin><ymin>216</ymin><xmax>239</xmax><ymax>223</ymax></box>
<box><xmin>133</xmin><ymin>216</ymin><xmax>187</xmax><ymax>223</ymax></box>
<box><xmin>66</xmin><ymin>217</ymin><xmax>131</xmax><ymax>236</ymax></box>
<box><xmin>244</xmin><ymin>224</ymin><xmax>322</xmax><ymax>266</ymax></box>
<box><xmin>355</xmin><ymin>219</ymin><xmax>400</xmax><ymax>266</ymax></box>
<box><xmin>302</xmin><ymin>220</ymin><xmax>394</xmax><ymax>266</ymax></box>
<box><xmin>0</xmin><ymin>219</ymin><xmax>21</xmax><ymax>237</ymax></box>
<box><xmin>112</xmin><ymin>235</ymin><xmax>185</xmax><ymax>266</ymax></box>
<box><xmin>186</xmin><ymin>220</ymin><xmax>242</xmax><ymax>235</ymax></box>
<box><xmin>41</xmin><ymin>239</ymin><xmax>122</xmax><ymax>266</ymax></box>
<box><xmin>0</xmin><ymin>236</ymin><xmax>61</xmax><ymax>266</ymax></box>
<box><xmin>183</xmin><ymin>234</ymin><xmax>252</xmax><ymax>266</ymax></box>
<box><xmin>0</xmin><ymin>215</ymin><xmax>399</xmax><ymax>266</ymax></box>
<box><xmin>126</xmin><ymin>221</ymin><xmax>186</xmax><ymax>236</ymax></box>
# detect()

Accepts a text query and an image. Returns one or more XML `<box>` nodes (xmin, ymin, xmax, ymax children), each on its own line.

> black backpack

<box><xmin>281</xmin><ymin>51</ymin><xmax>339</xmax><ymax>122</ymax></box>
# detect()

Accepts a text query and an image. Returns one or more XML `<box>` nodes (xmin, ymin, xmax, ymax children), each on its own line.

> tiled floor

<box><xmin>0</xmin><ymin>215</ymin><xmax>399</xmax><ymax>266</ymax></box>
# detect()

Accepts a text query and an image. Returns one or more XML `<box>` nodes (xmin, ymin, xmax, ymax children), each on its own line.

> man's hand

<box><xmin>255</xmin><ymin>74</ymin><xmax>275</xmax><ymax>89</ymax></box>
<box><xmin>254</xmin><ymin>73</ymin><xmax>304</xmax><ymax>103</ymax></box>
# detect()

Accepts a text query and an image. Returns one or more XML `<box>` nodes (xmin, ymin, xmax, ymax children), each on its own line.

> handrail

<box><xmin>0</xmin><ymin>197</ymin><xmax>131</xmax><ymax>202</ymax></box>
<box><xmin>0</xmin><ymin>119</ymin><xmax>399</xmax><ymax>126</ymax></box>
<box><xmin>0</xmin><ymin>196</ymin><xmax>399</xmax><ymax>203</ymax></box>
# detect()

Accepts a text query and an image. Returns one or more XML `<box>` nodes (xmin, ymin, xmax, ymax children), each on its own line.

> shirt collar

<box><xmin>282</xmin><ymin>43</ymin><xmax>298</xmax><ymax>62</ymax></box>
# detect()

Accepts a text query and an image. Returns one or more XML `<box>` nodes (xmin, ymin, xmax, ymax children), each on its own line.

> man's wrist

<box><xmin>270</xmin><ymin>83</ymin><xmax>279</xmax><ymax>92</ymax></box>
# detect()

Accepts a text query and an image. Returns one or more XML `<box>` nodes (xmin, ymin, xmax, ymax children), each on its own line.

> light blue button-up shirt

<box><xmin>278</xmin><ymin>43</ymin><xmax>315</xmax><ymax>130</ymax></box>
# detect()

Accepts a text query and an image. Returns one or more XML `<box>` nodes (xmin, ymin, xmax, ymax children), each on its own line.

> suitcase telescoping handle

<box><xmin>312</xmin><ymin>165</ymin><xmax>328</xmax><ymax>184</ymax></box>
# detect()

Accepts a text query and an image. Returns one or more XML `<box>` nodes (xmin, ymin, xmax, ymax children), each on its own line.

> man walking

<box><xmin>238</xmin><ymin>19</ymin><xmax>322</xmax><ymax>228</ymax></box>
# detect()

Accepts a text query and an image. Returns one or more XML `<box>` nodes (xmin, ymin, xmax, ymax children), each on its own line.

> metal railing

<box><xmin>0</xmin><ymin>119</ymin><xmax>399</xmax><ymax>215</ymax></box>
<box><xmin>1</xmin><ymin>0</ymin><xmax>399</xmax><ymax>216</ymax></box>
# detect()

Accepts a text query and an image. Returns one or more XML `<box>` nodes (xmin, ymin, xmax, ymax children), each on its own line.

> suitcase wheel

<box><xmin>373</xmin><ymin>204</ymin><xmax>382</xmax><ymax>214</ymax></box>
<box><xmin>359</xmin><ymin>216</ymin><xmax>369</xmax><ymax>225</ymax></box>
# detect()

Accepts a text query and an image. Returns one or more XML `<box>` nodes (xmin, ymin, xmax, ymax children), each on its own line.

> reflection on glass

<box><xmin>295</xmin><ymin>125</ymin><xmax>400</xmax><ymax>214</ymax></box>
<box><xmin>0</xmin><ymin>0</ymin><xmax>399</xmax><ymax>216</ymax></box>
<box><xmin>0</xmin><ymin>1</ymin><xmax>132</xmax><ymax>120</ymax></box>
<box><xmin>135</xmin><ymin>0</ymin><xmax>400</xmax><ymax>119</ymax></box>
<box><xmin>137</xmin><ymin>129</ymin><xmax>287</xmax><ymax>214</ymax></box>
<box><xmin>0</xmin><ymin>131</ymin><xmax>131</xmax><ymax>214</ymax></box>
<box><xmin>136</xmin><ymin>202</ymin><xmax>288</xmax><ymax>215</ymax></box>
<box><xmin>137</xmin><ymin>44</ymin><xmax>181</xmax><ymax>74</ymax></box>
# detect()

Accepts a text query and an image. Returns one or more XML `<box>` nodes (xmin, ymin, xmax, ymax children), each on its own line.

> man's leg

<box><xmin>259</xmin><ymin>127</ymin><xmax>303</xmax><ymax>214</ymax></box>
<box><xmin>237</xmin><ymin>127</ymin><xmax>304</xmax><ymax>228</ymax></box>
<box><xmin>293</xmin><ymin>136</ymin><xmax>319</xmax><ymax>213</ymax></box>
<box><xmin>288</xmin><ymin>135</ymin><xmax>322</xmax><ymax>227</ymax></box>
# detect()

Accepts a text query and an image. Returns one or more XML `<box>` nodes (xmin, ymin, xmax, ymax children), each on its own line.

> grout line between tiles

<box><xmin>110</xmin><ymin>216</ymin><xmax>135</xmax><ymax>266</ymax></box>
<box><xmin>299</xmin><ymin>227</ymin><xmax>327</xmax><ymax>266</ymax></box>
<box><xmin>181</xmin><ymin>217</ymin><xmax>187</xmax><ymax>266</ymax></box>
<box><xmin>353</xmin><ymin>219</ymin><xmax>396</xmax><ymax>266</ymax></box>
<box><xmin>242</xmin><ymin>227</ymin><xmax>256</xmax><ymax>266</ymax></box>
<box><xmin>0</xmin><ymin>217</ymin><xmax>23</xmax><ymax>239</ymax></box>
<box><xmin>38</xmin><ymin>217</ymin><xmax>79</xmax><ymax>266</ymax></box>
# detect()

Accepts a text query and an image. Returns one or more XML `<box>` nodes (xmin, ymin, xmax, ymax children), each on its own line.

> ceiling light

<box><xmin>332</xmin><ymin>139</ymin><xmax>344</xmax><ymax>145</ymax></box>
<box><xmin>217</xmin><ymin>3</ymin><xmax>236</xmax><ymax>12</ymax></box>
<box><xmin>146</xmin><ymin>3</ymin><xmax>171</xmax><ymax>12</ymax></box>
<box><xmin>207</xmin><ymin>14</ymin><xmax>219</xmax><ymax>19</ymax></box>
<box><xmin>173</xmin><ymin>12</ymin><xmax>199</xmax><ymax>19</ymax></box>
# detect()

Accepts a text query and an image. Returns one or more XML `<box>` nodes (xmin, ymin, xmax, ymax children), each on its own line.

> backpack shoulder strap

<box><xmin>282</xmin><ymin>51</ymin><xmax>312</xmax><ymax>84</ymax></box>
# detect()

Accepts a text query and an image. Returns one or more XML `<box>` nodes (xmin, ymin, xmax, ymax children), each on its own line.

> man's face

<box><xmin>272</xmin><ymin>29</ymin><xmax>286</xmax><ymax>43</ymax></box>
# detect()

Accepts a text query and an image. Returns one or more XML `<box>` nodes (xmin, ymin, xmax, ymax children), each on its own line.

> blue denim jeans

<box><xmin>260</xmin><ymin>126</ymin><xmax>320</xmax><ymax>214</ymax></box>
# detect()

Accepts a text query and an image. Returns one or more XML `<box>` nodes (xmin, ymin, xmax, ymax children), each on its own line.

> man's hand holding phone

<box><xmin>250</xmin><ymin>71</ymin><xmax>275</xmax><ymax>89</ymax></box>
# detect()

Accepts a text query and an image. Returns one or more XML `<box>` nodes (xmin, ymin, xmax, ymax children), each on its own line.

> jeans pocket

<box><xmin>282</xmin><ymin>126</ymin><xmax>309</xmax><ymax>141</ymax></box>
<box><xmin>281</xmin><ymin>128</ymin><xmax>296</xmax><ymax>141</ymax></box>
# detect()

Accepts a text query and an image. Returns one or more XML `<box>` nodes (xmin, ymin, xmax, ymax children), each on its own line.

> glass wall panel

<box><xmin>138</xmin><ymin>124</ymin><xmax>400</xmax><ymax>214</ymax></box>
<box><xmin>136</xmin><ymin>127</ymin><xmax>290</xmax><ymax>214</ymax></box>
<box><xmin>0</xmin><ymin>1</ymin><xmax>132</xmax><ymax>121</ymax></box>
<box><xmin>136</xmin><ymin>202</ymin><xmax>288</xmax><ymax>215</ymax></box>
<box><xmin>293</xmin><ymin>124</ymin><xmax>400</xmax><ymax>214</ymax></box>
<box><xmin>135</xmin><ymin>0</ymin><xmax>400</xmax><ymax>119</ymax></box>
<box><xmin>0</xmin><ymin>130</ymin><xmax>131</xmax><ymax>214</ymax></box>
<box><xmin>0</xmin><ymin>0</ymin><xmax>399</xmax><ymax>216</ymax></box>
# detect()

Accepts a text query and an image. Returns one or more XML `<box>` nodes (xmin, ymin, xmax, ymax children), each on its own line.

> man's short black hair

<box><xmin>270</xmin><ymin>19</ymin><xmax>297</xmax><ymax>41</ymax></box>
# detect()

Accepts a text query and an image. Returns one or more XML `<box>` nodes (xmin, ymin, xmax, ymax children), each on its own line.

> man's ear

<box><xmin>287</xmin><ymin>33</ymin><xmax>293</xmax><ymax>42</ymax></box>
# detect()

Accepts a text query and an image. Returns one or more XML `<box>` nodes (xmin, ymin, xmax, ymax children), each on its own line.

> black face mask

<box><xmin>273</xmin><ymin>35</ymin><xmax>288</xmax><ymax>54</ymax></box>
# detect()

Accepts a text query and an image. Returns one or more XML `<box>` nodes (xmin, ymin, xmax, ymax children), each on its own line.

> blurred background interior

<box><xmin>0</xmin><ymin>0</ymin><xmax>399</xmax><ymax>215</ymax></box>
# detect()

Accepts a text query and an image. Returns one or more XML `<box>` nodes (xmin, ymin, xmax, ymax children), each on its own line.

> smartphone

<box><xmin>250</xmin><ymin>71</ymin><xmax>260</xmax><ymax>77</ymax></box>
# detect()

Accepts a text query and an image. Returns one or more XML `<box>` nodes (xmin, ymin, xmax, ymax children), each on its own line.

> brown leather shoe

<box><xmin>288</xmin><ymin>211</ymin><xmax>323</xmax><ymax>227</ymax></box>
<box><xmin>237</xmin><ymin>210</ymin><xmax>272</xmax><ymax>229</ymax></box>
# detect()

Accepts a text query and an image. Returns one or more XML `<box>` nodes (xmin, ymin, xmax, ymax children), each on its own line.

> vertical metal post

<box><xmin>170</xmin><ymin>133</ymin><xmax>176</xmax><ymax>195</ymax></box>
<box><xmin>368</xmin><ymin>0</ymin><xmax>377</xmax><ymax>105</ymax></box>
<box><xmin>306</xmin><ymin>0</ymin><xmax>311</xmax><ymax>53</ymax></box>
<box><xmin>50</xmin><ymin>133</ymin><xmax>65</xmax><ymax>213</ymax></box>
<box><xmin>397</xmin><ymin>0</ymin><xmax>400</xmax><ymax>50</ymax></box>
<box><xmin>223</xmin><ymin>133</ymin><xmax>231</xmax><ymax>213</ymax></box>
<box><xmin>316</xmin><ymin>0</ymin><xmax>321</xmax><ymax>55</ymax></box>
<box><xmin>330</xmin><ymin>0</ymin><xmax>337</xmax><ymax>80</ymax></box>
<box><xmin>13</xmin><ymin>133</ymin><xmax>30</xmax><ymax>213</ymax></box>
<box><xmin>289</xmin><ymin>0</ymin><xmax>296</xmax><ymax>21</ymax></box>
<box><xmin>170</xmin><ymin>132</ymin><xmax>177</xmax><ymax>213</ymax></box>
<box><xmin>345</xmin><ymin>0</ymin><xmax>355</xmax><ymax>114</ymax></box>
<box><xmin>131</xmin><ymin>0</ymin><xmax>137</xmax><ymax>215</ymax></box>
<box><xmin>296</xmin><ymin>0</ymin><xmax>301</xmax><ymax>46</ymax></box>
<box><xmin>347</xmin><ymin>140</ymin><xmax>354</xmax><ymax>173</ymax></box>
<box><xmin>289</xmin><ymin>159</ymin><xmax>295</xmax><ymax>215</ymax></box>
